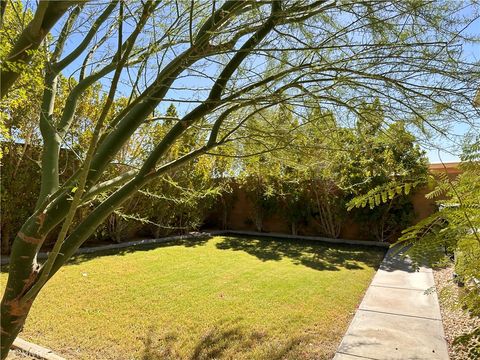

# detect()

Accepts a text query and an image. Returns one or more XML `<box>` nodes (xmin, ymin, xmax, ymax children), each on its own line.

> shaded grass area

<box><xmin>1</xmin><ymin>236</ymin><xmax>385</xmax><ymax>359</ymax></box>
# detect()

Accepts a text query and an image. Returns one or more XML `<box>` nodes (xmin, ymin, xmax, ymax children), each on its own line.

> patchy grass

<box><xmin>1</xmin><ymin>236</ymin><xmax>385</xmax><ymax>359</ymax></box>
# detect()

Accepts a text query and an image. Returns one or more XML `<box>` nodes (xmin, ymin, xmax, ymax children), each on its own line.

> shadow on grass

<box><xmin>0</xmin><ymin>237</ymin><xmax>211</xmax><ymax>274</ymax></box>
<box><xmin>68</xmin><ymin>236</ymin><xmax>213</xmax><ymax>267</ymax></box>
<box><xmin>1</xmin><ymin>234</ymin><xmax>385</xmax><ymax>273</ymax></box>
<box><xmin>215</xmin><ymin>235</ymin><xmax>385</xmax><ymax>272</ymax></box>
<box><xmin>140</xmin><ymin>320</ymin><xmax>312</xmax><ymax>360</ymax></box>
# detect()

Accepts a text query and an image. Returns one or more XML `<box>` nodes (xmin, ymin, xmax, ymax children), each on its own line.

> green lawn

<box><xmin>1</xmin><ymin>236</ymin><xmax>385</xmax><ymax>360</ymax></box>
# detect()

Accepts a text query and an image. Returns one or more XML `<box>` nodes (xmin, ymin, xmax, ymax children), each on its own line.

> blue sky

<box><xmin>50</xmin><ymin>1</ymin><xmax>480</xmax><ymax>165</ymax></box>
<box><xmin>423</xmin><ymin>6</ymin><xmax>480</xmax><ymax>163</ymax></box>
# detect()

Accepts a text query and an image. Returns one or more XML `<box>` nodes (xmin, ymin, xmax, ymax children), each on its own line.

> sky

<box><xmin>44</xmin><ymin>1</ymin><xmax>480</xmax><ymax>165</ymax></box>
<box><xmin>424</xmin><ymin>6</ymin><xmax>480</xmax><ymax>164</ymax></box>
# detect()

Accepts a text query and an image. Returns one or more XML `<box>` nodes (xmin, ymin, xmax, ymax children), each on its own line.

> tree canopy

<box><xmin>1</xmin><ymin>1</ymin><xmax>479</xmax><ymax>358</ymax></box>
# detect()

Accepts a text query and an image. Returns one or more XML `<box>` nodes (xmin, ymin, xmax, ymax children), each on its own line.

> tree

<box><xmin>1</xmin><ymin>1</ymin><xmax>479</xmax><ymax>357</ymax></box>
<box><xmin>298</xmin><ymin>108</ymin><xmax>348</xmax><ymax>238</ymax></box>
<box><xmin>1</xmin><ymin>0</ymin><xmax>45</xmax><ymax>253</ymax></box>
<box><xmin>342</xmin><ymin>103</ymin><xmax>430</xmax><ymax>241</ymax></box>
<box><xmin>237</xmin><ymin>106</ymin><xmax>297</xmax><ymax>232</ymax></box>
<box><xmin>0</xmin><ymin>2</ymin><xmax>100</xmax><ymax>253</ymax></box>
<box><xmin>0</xmin><ymin>0</ymin><xmax>78</xmax><ymax>97</ymax></box>
<box><xmin>113</xmin><ymin>105</ymin><xmax>224</xmax><ymax>239</ymax></box>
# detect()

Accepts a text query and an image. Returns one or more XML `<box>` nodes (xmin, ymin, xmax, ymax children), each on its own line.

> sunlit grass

<box><xmin>1</xmin><ymin>236</ymin><xmax>385</xmax><ymax>359</ymax></box>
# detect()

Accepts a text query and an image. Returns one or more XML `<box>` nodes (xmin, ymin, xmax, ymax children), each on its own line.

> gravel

<box><xmin>434</xmin><ymin>266</ymin><xmax>480</xmax><ymax>360</ymax></box>
<box><xmin>6</xmin><ymin>350</ymin><xmax>35</xmax><ymax>359</ymax></box>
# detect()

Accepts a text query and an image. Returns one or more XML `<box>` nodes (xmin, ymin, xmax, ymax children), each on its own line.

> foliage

<box><xmin>347</xmin><ymin>179</ymin><xmax>427</xmax><ymax>211</ymax></box>
<box><xmin>307</xmin><ymin>176</ymin><xmax>346</xmax><ymax>239</ymax></box>
<box><xmin>0</xmin><ymin>0</ymin><xmax>46</xmax><ymax>134</ymax></box>
<box><xmin>1</xmin><ymin>102</ymin><xmax>223</xmax><ymax>248</ymax></box>
<box><xmin>233</xmin><ymin>106</ymin><xmax>342</xmax><ymax>236</ymax></box>
<box><xmin>358</xmin><ymin>139</ymin><xmax>480</xmax><ymax>356</ymax></box>
<box><xmin>92</xmin><ymin>104</ymin><xmax>225</xmax><ymax>241</ymax></box>
<box><xmin>0</xmin><ymin>0</ymin><xmax>46</xmax><ymax>252</ymax></box>
<box><xmin>235</xmin><ymin>107</ymin><xmax>294</xmax><ymax>231</ymax></box>
<box><xmin>1</xmin><ymin>0</ymin><xmax>479</xmax><ymax>356</ymax></box>
<box><xmin>342</xmin><ymin>102</ymin><xmax>430</xmax><ymax>241</ymax></box>
<box><xmin>291</xmin><ymin>109</ymin><xmax>348</xmax><ymax>238</ymax></box>
<box><xmin>226</xmin><ymin>101</ymin><xmax>428</xmax><ymax>240</ymax></box>
<box><xmin>0</xmin><ymin>146</ymin><xmax>79</xmax><ymax>253</ymax></box>
<box><xmin>0</xmin><ymin>145</ymin><xmax>42</xmax><ymax>253</ymax></box>
<box><xmin>242</xmin><ymin>174</ymin><xmax>279</xmax><ymax>232</ymax></box>
<box><xmin>400</xmin><ymin>140</ymin><xmax>480</xmax><ymax>318</ymax></box>
<box><xmin>276</xmin><ymin>177</ymin><xmax>311</xmax><ymax>235</ymax></box>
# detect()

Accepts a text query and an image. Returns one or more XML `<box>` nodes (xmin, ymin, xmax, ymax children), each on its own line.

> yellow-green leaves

<box><xmin>347</xmin><ymin>180</ymin><xmax>424</xmax><ymax>211</ymax></box>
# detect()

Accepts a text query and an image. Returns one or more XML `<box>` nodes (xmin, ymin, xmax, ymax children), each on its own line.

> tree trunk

<box><xmin>0</xmin><ymin>296</ymin><xmax>35</xmax><ymax>359</ymax></box>
<box><xmin>0</xmin><ymin>216</ymin><xmax>44</xmax><ymax>359</ymax></box>
<box><xmin>255</xmin><ymin>212</ymin><xmax>262</xmax><ymax>232</ymax></box>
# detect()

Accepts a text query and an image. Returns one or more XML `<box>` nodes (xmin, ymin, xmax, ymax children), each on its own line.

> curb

<box><xmin>1</xmin><ymin>232</ymin><xmax>210</xmax><ymax>266</ymax></box>
<box><xmin>12</xmin><ymin>338</ymin><xmax>65</xmax><ymax>360</ymax></box>
<box><xmin>211</xmin><ymin>230</ymin><xmax>391</xmax><ymax>248</ymax></box>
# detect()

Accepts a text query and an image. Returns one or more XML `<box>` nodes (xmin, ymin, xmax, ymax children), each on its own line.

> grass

<box><xmin>1</xmin><ymin>236</ymin><xmax>385</xmax><ymax>359</ymax></box>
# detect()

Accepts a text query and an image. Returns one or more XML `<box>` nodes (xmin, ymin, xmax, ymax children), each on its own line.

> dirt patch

<box><xmin>434</xmin><ymin>266</ymin><xmax>480</xmax><ymax>360</ymax></box>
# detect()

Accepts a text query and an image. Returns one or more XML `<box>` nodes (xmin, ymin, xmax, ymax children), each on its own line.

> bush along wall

<box><xmin>2</xmin><ymin>146</ymin><xmax>434</xmax><ymax>255</ymax></box>
<box><xmin>1</xmin><ymin>100</ymin><xmax>434</xmax><ymax>252</ymax></box>
<box><xmin>0</xmin><ymin>143</ymin><xmax>224</xmax><ymax>254</ymax></box>
<box><xmin>205</xmin><ymin>177</ymin><xmax>430</xmax><ymax>242</ymax></box>
<box><xmin>1</xmin><ymin>143</ymin><xmax>79</xmax><ymax>254</ymax></box>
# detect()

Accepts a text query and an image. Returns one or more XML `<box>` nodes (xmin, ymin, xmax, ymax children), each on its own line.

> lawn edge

<box><xmin>0</xmin><ymin>233</ymin><xmax>209</xmax><ymax>266</ymax></box>
<box><xmin>210</xmin><ymin>230</ymin><xmax>391</xmax><ymax>248</ymax></box>
<box><xmin>1</xmin><ymin>231</ymin><xmax>389</xmax><ymax>266</ymax></box>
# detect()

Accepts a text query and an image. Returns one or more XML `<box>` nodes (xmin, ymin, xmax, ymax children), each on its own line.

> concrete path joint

<box><xmin>333</xmin><ymin>247</ymin><xmax>449</xmax><ymax>360</ymax></box>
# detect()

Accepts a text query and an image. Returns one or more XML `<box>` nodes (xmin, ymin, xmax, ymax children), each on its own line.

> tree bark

<box><xmin>0</xmin><ymin>216</ymin><xmax>44</xmax><ymax>359</ymax></box>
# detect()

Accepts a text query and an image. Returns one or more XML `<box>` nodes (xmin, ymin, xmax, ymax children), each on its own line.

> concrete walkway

<box><xmin>334</xmin><ymin>248</ymin><xmax>449</xmax><ymax>360</ymax></box>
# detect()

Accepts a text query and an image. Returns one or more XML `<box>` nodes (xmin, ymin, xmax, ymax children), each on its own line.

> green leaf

<box><xmin>404</xmin><ymin>183</ymin><xmax>411</xmax><ymax>195</ymax></box>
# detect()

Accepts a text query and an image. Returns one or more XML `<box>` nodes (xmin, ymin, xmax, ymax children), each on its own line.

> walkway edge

<box><xmin>333</xmin><ymin>248</ymin><xmax>449</xmax><ymax>360</ymax></box>
<box><xmin>12</xmin><ymin>337</ymin><xmax>65</xmax><ymax>360</ymax></box>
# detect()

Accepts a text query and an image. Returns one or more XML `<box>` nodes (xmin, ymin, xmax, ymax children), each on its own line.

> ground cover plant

<box><xmin>0</xmin><ymin>236</ymin><xmax>385</xmax><ymax>359</ymax></box>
